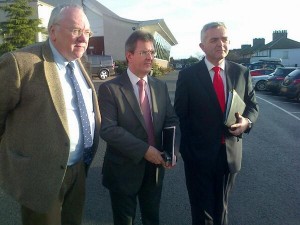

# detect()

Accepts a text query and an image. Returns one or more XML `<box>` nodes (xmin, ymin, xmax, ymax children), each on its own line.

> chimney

<box><xmin>253</xmin><ymin>38</ymin><xmax>265</xmax><ymax>47</ymax></box>
<box><xmin>273</xmin><ymin>30</ymin><xmax>287</xmax><ymax>41</ymax></box>
<box><xmin>241</xmin><ymin>44</ymin><xmax>251</xmax><ymax>49</ymax></box>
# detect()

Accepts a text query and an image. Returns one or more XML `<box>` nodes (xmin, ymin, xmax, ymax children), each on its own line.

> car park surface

<box><xmin>0</xmin><ymin>71</ymin><xmax>299</xmax><ymax>225</ymax></box>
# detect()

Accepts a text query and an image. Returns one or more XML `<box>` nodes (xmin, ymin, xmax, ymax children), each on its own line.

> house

<box><xmin>228</xmin><ymin>30</ymin><xmax>300</xmax><ymax>67</ymax></box>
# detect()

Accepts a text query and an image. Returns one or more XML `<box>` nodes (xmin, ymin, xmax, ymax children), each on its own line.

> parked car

<box><xmin>266</xmin><ymin>67</ymin><xmax>298</xmax><ymax>94</ymax></box>
<box><xmin>280</xmin><ymin>69</ymin><xmax>300</xmax><ymax>102</ymax></box>
<box><xmin>252</xmin><ymin>74</ymin><xmax>272</xmax><ymax>91</ymax></box>
<box><xmin>86</xmin><ymin>55</ymin><xmax>115</xmax><ymax>80</ymax></box>
<box><xmin>247</xmin><ymin>61</ymin><xmax>284</xmax><ymax>70</ymax></box>
<box><xmin>250</xmin><ymin>68</ymin><xmax>274</xmax><ymax>76</ymax></box>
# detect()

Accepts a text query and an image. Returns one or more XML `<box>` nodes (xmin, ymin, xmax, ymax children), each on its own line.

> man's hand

<box><xmin>144</xmin><ymin>146</ymin><xmax>177</xmax><ymax>168</ymax></box>
<box><xmin>144</xmin><ymin>146</ymin><xmax>165</xmax><ymax>165</ymax></box>
<box><xmin>229</xmin><ymin>112</ymin><xmax>250</xmax><ymax>136</ymax></box>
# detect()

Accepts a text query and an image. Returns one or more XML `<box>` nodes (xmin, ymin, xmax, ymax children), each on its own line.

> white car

<box><xmin>252</xmin><ymin>74</ymin><xmax>273</xmax><ymax>91</ymax></box>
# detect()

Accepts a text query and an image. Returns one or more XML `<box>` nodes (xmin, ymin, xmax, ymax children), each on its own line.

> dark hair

<box><xmin>47</xmin><ymin>4</ymin><xmax>84</xmax><ymax>33</ymax></box>
<box><xmin>125</xmin><ymin>30</ymin><xmax>154</xmax><ymax>53</ymax></box>
<box><xmin>200</xmin><ymin>22</ymin><xmax>226</xmax><ymax>42</ymax></box>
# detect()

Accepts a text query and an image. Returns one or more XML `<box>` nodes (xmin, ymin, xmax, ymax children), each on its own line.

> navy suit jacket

<box><xmin>174</xmin><ymin>59</ymin><xmax>259</xmax><ymax>173</ymax></box>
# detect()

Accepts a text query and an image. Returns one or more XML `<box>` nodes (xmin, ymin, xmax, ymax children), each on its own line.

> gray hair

<box><xmin>200</xmin><ymin>22</ymin><xmax>227</xmax><ymax>42</ymax></box>
<box><xmin>125</xmin><ymin>30</ymin><xmax>154</xmax><ymax>53</ymax></box>
<box><xmin>47</xmin><ymin>4</ymin><xmax>84</xmax><ymax>33</ymax></box>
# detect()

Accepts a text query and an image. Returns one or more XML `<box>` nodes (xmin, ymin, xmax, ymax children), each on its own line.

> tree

<box><xmin>0</xmin><ymin>0</ymin><xmax>45</xmax><ymax>55</ymax></box>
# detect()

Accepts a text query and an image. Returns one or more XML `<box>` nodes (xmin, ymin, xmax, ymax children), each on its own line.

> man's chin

<box><xmin>73</xmin><ymin>51</ymin><xmax>85</xmax><ymax>60</ymax></box>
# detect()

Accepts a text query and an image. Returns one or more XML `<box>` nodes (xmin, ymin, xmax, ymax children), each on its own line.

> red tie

<box><xmin>137</xmin><ymin>79</ymin><xmax>155</xmax><ymax>146</ymax></box>
<box><xmin>212</xmin><ymin>66</ymin><xmax>225</xmax><ymax>112</ymax></box>
<box><xmin>212</xmin><ymin>66</ymin><xmax>225</xmax><ymax>143</ymax></box>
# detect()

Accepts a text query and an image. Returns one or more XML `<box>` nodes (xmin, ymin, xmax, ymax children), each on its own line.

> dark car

<box><xmin>266</xmin><ymin>67</ymin><xmax>298</xmax><ymax>94</ymax></box>
<box><xmin>86</xmin><ymin>55</ymin><xmax>115</xmax><ymax>80</ymax></box>
<box><xmin>280</xmin><ymin>69</ymin><xmax>300</xmax><ymax>102</ymax></box>
<box><xmin>250</xmin><ymin>68</ymin><xmax>274</xmax><ymax>76</ymax></box>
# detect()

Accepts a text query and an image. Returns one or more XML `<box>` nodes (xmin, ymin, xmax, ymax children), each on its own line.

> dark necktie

<box><xmin>67</xmin><ymin>62</ymin><xmax>93</xmax><ymax>165</ymax></box>
<box><xmin>137</xmin><ymin>79</ymin><xmax>155</xmax><ymax>146</ymax></box>
<box><xmin>212</xmin><ymin>66</ymin><xmax>225</xmax><ymax>112</ymax></box>
<box><xmin>212</xmin><ymin>66</ymin><xmax>225</xmax><ymax>143</ymax></box>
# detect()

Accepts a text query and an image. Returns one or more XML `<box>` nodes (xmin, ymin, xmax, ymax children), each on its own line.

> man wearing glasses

<box><xmin>0</xmin><ymin>4</ymin><xmax>101</xmax><ymax>225</ymax></box>
<box><xmin>98</xmin><ymin>30</ymin><xmax>180</xmax><ymax>225</ymax></box>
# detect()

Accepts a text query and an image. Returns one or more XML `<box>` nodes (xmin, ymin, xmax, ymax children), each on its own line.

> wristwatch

<box><xmin>247</xmin><ymin>118</ymin><xmax>252</xmax><ymax>129</ymax></box>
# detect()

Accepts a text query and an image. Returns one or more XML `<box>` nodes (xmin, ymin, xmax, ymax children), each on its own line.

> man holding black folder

<box><xmin>174</xmin><ymin>22</ymin><xmax>259</xmax><ymax>225</ymax></box>
<box><xmin>98</xmin><ymin>30</ymin><xmax>179</xmax><ymax>225</ymax></box>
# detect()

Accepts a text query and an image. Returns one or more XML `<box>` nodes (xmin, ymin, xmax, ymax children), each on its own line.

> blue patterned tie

<box><xmin>67</xmin><ymin>62</ymin><xmax>94</xmax><ymax>165</ymax></box>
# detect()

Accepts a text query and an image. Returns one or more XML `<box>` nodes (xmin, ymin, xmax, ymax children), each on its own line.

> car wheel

<box><xmin>98</xmin><ymin>70</ymin><xmax>109</xmax><ymax>80</ymax></box>
<box><xmin>255</xmin><ymin>80</ymin><xmax>267</xmax><ymax>91</ymax></box>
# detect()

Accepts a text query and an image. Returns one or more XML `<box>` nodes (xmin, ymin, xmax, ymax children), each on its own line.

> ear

<box><xmin>49</xmin><ymin>25</ymin><xmax>56</xmax><ymax>41</ymax></box>
<box><xmin>126</xmin><ymin>51</ymin><xmax>133</xmax><ymax>63</ymax></box>
<box><xmin>199</xmin><ymin>43</ymin><xmax>205</xmax><ymax>52</ymax></box>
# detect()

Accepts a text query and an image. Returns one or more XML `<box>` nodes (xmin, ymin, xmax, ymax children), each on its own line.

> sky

<box><xmin>97</xmin><ymin>0</ymin><xmax>300</xmax><ymax>59</ymax></box>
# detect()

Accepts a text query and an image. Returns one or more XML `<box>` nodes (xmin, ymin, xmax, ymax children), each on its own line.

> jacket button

<box><xmin>60</xmin><ymin>165</ymin><xmax>65</xmax><ymax>170</ymax></box>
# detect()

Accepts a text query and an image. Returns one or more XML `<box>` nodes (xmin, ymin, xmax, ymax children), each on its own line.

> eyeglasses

<box><xmin>135</xmin><ymin>50</ymin><xmax>156</xmax><ymax>57</ymax></box>
<box><xmin>55</xmin><ymin>24</ymin><xmax>93</xmax><ymax>38</ymax></box>
<box><xmin>71</xmin><ymin>28</ymin><xmax>93</xmax><ymax>38</ymax></box>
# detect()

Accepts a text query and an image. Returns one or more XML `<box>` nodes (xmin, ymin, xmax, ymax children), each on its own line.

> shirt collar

<box><xmin>204</xmin><ymin>57</ymin><xmax>225</xmax><ymax>71</ymax></box>
<box><xmin>127</xmin><ymin>68</ymin><xmax>149</xmax><ymax>86</ymax></box>
<box><xmin>49</xmin><ymin>40</ymin><xmax>72</xmax><ymax>70</ymax></box>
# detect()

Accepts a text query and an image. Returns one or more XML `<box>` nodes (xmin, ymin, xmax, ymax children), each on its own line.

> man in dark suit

<box><xmin>98</xmin><ymin>30</ymin><xmax>180</xmax><ymax>225</ymax></box>
<box><xmin>174</xmin><ymin>22</ymin><xmax>259</xmax><ymax>225</ymax></box>
<box><xmin>0</xmin><ymin>4</ymin><xmax>101</xmax><ymax>225</ymax></box>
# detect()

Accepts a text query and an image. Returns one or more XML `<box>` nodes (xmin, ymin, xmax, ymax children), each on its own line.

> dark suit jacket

<box><xmin>174</xmin><ymin>59</ymin><xmax>259</xmax><ymax>173</ymax></box>
<box><xmin>0</xmin><ymin>41</ymin><xmax>101</xmax><ymax>212</ymax></box>
<box><xmin>98</xmin><ymin>72</ymin><xmax>179</xmax><ymax>195</ymax></box>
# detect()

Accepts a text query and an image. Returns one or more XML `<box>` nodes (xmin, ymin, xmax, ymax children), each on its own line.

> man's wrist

<box><xmin>247</xmin><ymin>118</ymin><xmax>252</xmax><ymax>129</ymax></box>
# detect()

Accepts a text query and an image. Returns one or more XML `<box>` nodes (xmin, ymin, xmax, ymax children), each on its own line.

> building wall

<box><xmin>34</xmin><ymin>1</ymin><xmax>54</xmax><ymax>42</ymax></box>
<box><xmin>271</xmin><ymin>49</ymin><xmax>300</xmax><ymax>66</ymax></box>
<box><xmin>252</xmin><ymin>49</ymin><xmax>300</xmax><ymax>66</ymax></box>
<box><xmin>83</xmin><ymin>1</ymin><xmax>104</xmax><ymax>37</ymax></box>
<box><xmin>103</xmin><ymin>16</ymin><xmax>137</xmax><ymax>61</ymax></box>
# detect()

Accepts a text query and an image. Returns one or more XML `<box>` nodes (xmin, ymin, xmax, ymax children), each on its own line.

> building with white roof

<box><xmin>0</xmin><ymin>0</ymin><xmax>178</xmax><ymax>67</ymax></box>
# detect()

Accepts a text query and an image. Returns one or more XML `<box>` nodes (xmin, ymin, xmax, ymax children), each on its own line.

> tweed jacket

<box><xmin>0</xmin><ymin>41</ymin><xmax>101</xmax><ymax>212</ymax></box>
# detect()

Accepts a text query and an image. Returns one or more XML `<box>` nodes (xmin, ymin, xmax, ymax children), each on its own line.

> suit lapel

<box><xmin>42</xmin><ymin>42</ymin><xmax>69</xmax><ymax>136</ymax></box>
<box><xmin>148</xmin><ymin>76</ymin><xmax>159</xmax><ymax>133</ymax></box>
<box><xmin>225</xmin><ymin>61</ymin><xmax>235</xmax><ymax>93</ymax></box>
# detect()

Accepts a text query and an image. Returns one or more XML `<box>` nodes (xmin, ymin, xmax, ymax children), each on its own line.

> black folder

<box><xmin>161</xmin><ymin>126</ymin><xmax>176</xmax><ymax>166</ymax></box>
<box><xmin>224</xmin><ymin>89</ymin><xmax>246</xmax><ymax>127</ymax></box>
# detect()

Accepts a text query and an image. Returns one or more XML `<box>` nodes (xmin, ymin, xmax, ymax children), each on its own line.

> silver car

<box><xmin>252</xmin><ymin>74</ymin><xmax>272</xmax><ymax>91</ymax></box>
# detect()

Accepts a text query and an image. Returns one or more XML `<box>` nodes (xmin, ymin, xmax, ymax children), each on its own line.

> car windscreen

<box><xmin>287</xmin><ymin>69</ymin><xmax>300</xmax><ymax>78</ymax></box>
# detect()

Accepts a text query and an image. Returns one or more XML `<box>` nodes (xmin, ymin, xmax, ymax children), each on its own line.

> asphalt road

<box><xmin>1</xmin><ymin>71</ymin><xmax>299</xmax><ymax>225</ymax></box>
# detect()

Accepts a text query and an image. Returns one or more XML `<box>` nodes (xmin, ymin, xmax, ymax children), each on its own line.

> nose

<box><xmin>77</xmin><ymin>33</ymin><xmax>89</xmax><ymax>42</ymax></box>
